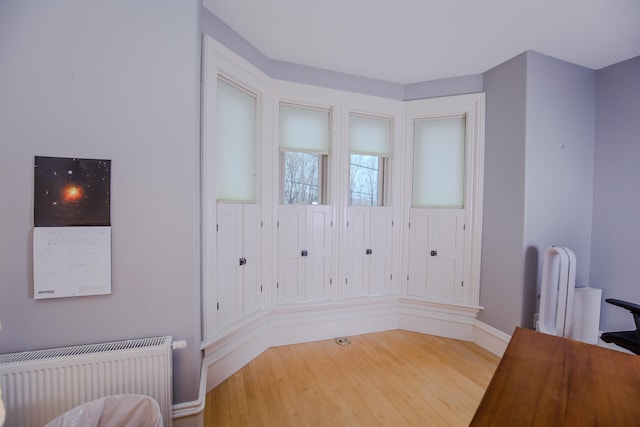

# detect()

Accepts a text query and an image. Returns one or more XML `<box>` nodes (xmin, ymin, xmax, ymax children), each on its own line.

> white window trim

<box><xmin>404</xmin><ymin>94</ymin><xmax>486</xmax><ymax>305</ymax></box>
<box><xmin>202</xmin><ymin>36</ymin><xmax>272</xmax><ymax>339</ymax></box>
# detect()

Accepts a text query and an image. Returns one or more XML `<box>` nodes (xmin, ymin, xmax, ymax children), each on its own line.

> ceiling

<box><xmin>203</xmin><ymin>0</ymin><xmax>640</xmax><ymax>84</ymax></box>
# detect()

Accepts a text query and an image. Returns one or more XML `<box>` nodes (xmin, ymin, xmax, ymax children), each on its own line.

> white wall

<box><xmin>0</xmin><ymin>0</ymin><xmax>202</xmax><ymax>404</ymax></box>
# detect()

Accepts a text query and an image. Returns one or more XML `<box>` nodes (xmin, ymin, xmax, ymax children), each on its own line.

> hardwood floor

<box><xmin>205</xmin><ymin>330</ymin><xmax>499</xmax><ymax>426</ymax></box>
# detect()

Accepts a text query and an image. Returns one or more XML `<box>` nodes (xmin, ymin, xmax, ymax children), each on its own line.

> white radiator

<box><xmin>0</xmin><ymin>336</ymin><xmax>172</xmax><ymax>427</ymax></box>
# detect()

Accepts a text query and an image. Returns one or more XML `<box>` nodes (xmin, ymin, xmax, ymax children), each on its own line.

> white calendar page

<box><xmin>33</xmin><ymin>226</ymin><xmax>112</xmax><ymax>299</ymax></box>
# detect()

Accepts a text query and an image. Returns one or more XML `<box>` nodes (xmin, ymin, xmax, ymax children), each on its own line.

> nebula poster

<box><xmin>34</xmin><ymin>156</ymin><xmax>111</xmax><ymax>227</ymax></box>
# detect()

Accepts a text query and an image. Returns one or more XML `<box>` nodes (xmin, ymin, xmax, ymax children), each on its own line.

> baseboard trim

<box><xmin>398</xmin><ymin>297</ymin><xmax>482</xmax><ymax>341</ymax></box>
<box><xmin>179</xmin><ymin>298</ymin><xmax>511</xmax><ymax>426</ymax></box>
<box><xmin>473</xmin><ymin>320</ymin><xmax>511</xmax><ymax>356</ymax></box>
<box><xmin>268</xmin><ymin>297</ymin><xmax>399</xmax><ymax>347</ymax></box>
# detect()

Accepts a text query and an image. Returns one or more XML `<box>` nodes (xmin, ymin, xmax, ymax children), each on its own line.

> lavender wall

<box><xmin>270</xmin><ymin>59</ymin><xmax>404</xmax><ymax>100</ymax></box>
<box><xmin>525</xmin><ymin>52</ymin><xmax>596</xmax><ymax>315</ymax></box>
<box><xmin>201</xmin><ymin>8</ymin><xmax>480</xmax><ymax>101</ymax></box>
<box><xmin>477</xmin><ymin>53</ymin><xmax>528</xmax><ymax>333</ymax></box>
<box><xmin>201</xmin><ymin>7</ymin><xmax>271</xmax><ymax>73</ymax></box>
<box><xmin>0</xmin><ymin>0</ymin><xmax>202</xmax><ymax>404</ymax></box>
<box><xmin>591</xmin><ymin>56</ymin><xmax>640</xmax><ymax>331</ymax></box>
<box><xmin>479</xmin><ymin>51</ymin><xmax>597</xmax><ymax>334</ymax></box>
<box><xmin>404</xmin><ymin>74</ymin><xmax>484</xmax><ymax>100</ymax></box>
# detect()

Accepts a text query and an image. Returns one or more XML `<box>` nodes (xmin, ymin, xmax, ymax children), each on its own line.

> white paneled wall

<box><xmin>202</xmin><ymin>36</ymin><xmax>485</xmax><ymax>348</ymax></box>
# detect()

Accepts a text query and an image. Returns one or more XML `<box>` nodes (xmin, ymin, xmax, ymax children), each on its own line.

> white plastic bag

<box><xmin>44</xmin><ymin>394</ymin><xmax>163</xmax><ymax>427</ymax></box>
<box><xmin>0</xmin><ymin>385</ymin><xmax>5</xmax><ymax>427</ymax></box>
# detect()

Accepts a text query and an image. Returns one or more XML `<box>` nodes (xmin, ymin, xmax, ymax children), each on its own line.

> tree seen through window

<box><xmin>283</xmin><ymin>151</ymin><xmax>320</xmax><ymax>204</ymax></box>
<box><xmin>350</xmin><ymin>154</ymin><xmax>379</xmax><ymax>206</ymax></box>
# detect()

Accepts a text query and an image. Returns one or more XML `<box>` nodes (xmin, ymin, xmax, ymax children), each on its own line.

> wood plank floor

<box><xmin>205</xmin><ymin>330</ymin><xmax>500</xmax><ymax>426</ymax></box>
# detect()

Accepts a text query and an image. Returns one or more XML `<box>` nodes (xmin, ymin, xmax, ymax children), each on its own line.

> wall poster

<box><xmin>33</xmin><ymin>156</ymin><xmax>112</xmax><ymax>299</ymax></box>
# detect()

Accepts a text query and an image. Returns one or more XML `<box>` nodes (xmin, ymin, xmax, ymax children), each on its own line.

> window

<box><xmin>282</xmin><ymin>151</ymin><xmax>322</xmax><ymax>204</ymax></box>
<box><xmin>412</xmin><ymin>116</ymin><xmax>465</xmax><ymax>208</ymax></box>
<box><xmin>279</xmin><ymin>104</ymin><xmax>330</xmax><ymax>204</ymax></box>
<box><xmin>350</xmin><ymin>154</ymin><xmax>380</xmax><ymax>206</ymax></box>
<box><xmin>216</xmin><ymin>77</ymin><xmax>257</xmax><ymax>202</ymax></box>
<box><xmin>349</xmin><ymin>113</ymin><xmax>391</xmax><ymax>206</ymax></box>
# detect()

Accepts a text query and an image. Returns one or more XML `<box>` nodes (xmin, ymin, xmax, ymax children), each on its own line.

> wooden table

<box><xmin>470</xmin><ymin>327</ymin><xmax>640</xmax><ymax>426</ymax></box>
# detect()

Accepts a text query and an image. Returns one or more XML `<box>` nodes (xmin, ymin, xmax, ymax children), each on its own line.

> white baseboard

<box><xmin>473</xmin><ymin>320</ymin><xmax>511</xmax><ymax>356</ymax></box>
<box><xmin>268</xmin><ymin>297</ymin><xmax>399</xmax><ymax>347</ymax></box>
<box><xmin>202</xmin><ymin>311</ymin><xmax>271</xmax><ymax>390</ymax></box>
<box><xmin>178</xmin><ymin>298</ymin><xmax>508</xmax><ymax>426</ymax></box>
<box><xmin>201</xmin><ymin>297</ymin><xmax>487</xmax><ymax>391</ymax></box>
<box><xmin>398</xmin><ymin>297</ymin><xmax>482</xmax><ymax>341</ymax></box>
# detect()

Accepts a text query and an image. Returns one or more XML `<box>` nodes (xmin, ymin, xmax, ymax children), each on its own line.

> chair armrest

<box><xmin>606</xmin><ymin>298</ymin><xmax>640</xmax><ymax>314</ymax></box>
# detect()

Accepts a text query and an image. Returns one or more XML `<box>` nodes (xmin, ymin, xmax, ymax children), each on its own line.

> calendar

<box><xmin>33</xmin><ymin>227</ymin><xmax>112</xmax><ymax>299</ymax></box>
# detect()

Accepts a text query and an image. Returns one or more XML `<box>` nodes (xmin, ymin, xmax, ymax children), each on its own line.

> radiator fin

<box><xmin>0</xmin><ymin>336</ymin><xmax>172</xmax><ymax>427</ymax></box>
<box><xmin>0</xmin><ymin>336</ymin><xmax>170</xmax><ymax>365</ymax></box>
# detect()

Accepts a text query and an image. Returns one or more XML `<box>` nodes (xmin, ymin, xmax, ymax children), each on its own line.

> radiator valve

<box><xmin>172</xmin><ymin>340</ymin><xmax>187</xmax><ymax>350</ymax></box>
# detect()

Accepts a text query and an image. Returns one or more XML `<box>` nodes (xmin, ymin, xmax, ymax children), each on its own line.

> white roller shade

<box><xmin>279</xmin><ymin>104</ymin><xmax>330</xmax><ymax>154</ymax></box>
<box><xmin>216</xmin><ymin>78</ymin><xmax>257</xmax><ymax>202</ymax></box>
<box><xmin>412</xmin><ymin>116</ymin><xmax>465</xmax><ymax>208</ymax></box>
<box><xmin>349</xmin><ymin>114</ymin><xmax>391</xmax><ymax>157</ymax></box>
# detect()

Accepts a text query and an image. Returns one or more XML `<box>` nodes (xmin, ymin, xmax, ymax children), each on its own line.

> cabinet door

<box><xmin>407</xmin><ymin>209</ymin><xmax>430</xmax><ymax>298</ymax></box>
<box><xmin>217</xmin><ymin>203</ymin><xmax>244</xmax><ymax>328</ymax></box>
<box><xmin>368</xmin><ymin>207</ymin><xmax>393</xmax><ymax>296</ymax></box>
<box><xmin>277</xmin><ymin>205</ymin><xmax>306</xmax><ymax>303</ymax></box>
<box><xmin>345</xmin><ymin>207</ymin><xmax>369</xmax><ymax>298</ymax></box>
<box><xmin>306</xmin><ymin>205</ymin><xmax>332</xmax><ymax>302</ymax></box>
<box><xmin>408</xmin><ymin>209</ymin><xmax>464</xmax><ymax>302</ymax></box>
<box><xmin>243</xmin><ymin>204</ymin><xmax>262</xmax><ymax>316</ymax></box>
<box><xmin>345</xmin><ymin>207</ymin><xmax>392</xmax><ymax>298</ymax></box>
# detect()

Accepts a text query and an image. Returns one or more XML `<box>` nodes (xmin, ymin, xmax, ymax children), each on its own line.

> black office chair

<box><xmin>600</xmin><ymin>298</ymin><xmax>640</xmax><ymax>355</ymax></box>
